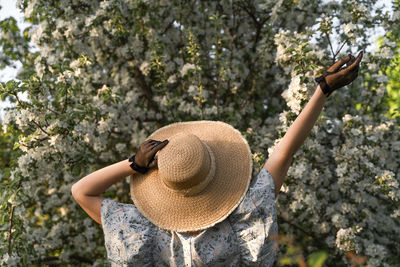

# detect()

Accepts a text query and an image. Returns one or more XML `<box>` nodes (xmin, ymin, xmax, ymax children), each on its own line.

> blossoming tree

<box><xmin>1</xmin><ymin>0</ymin><xmax>399</xmax><ymax>266</ymax></box>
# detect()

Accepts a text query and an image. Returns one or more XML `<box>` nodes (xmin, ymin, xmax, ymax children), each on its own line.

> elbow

<box><xmin>71</xmin><ymin>183</ymin><xmax>81</xmax><ymax>201</ymax></box>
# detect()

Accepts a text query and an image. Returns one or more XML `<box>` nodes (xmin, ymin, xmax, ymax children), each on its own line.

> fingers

<box><xmin>346</xmin><ymin>54</ymin><xmax>356</xmax><ymax>67</ymax></box>
<box><xmin>149</xmin><ymin>140</ymin><xmax>161</xmax><ymax>149</ymax></box>
<box><xmin>145</xmin><ymin>139</ymin><xmax>168</xmax><ymax>149</ymax></box>
<box><xmin>137</xmin><ymin>139</ymin><xmax>168</xmax><ymax>168</ymax></box>
<box><xmin>146</xmin><ymin>139</ymin><xmax>158</xmax><ymax>147</ymax></box>
<box><xmin>148</xmin><ymin>140</ymin><xmax>168</xmax><ymax>168</ymax></box>
<box><xmin>148</xmin><ymin>156</ymin><xmax>158</xmax><ymax>168</ymax></box>
<box><xmin>153</xmin><ymin>139</ymin><xmax>169</xmax><ymax>151</ymax></box>
<box><xmin>327</xmin><ymin>55</ymin><xmax>353</xmax><ymax>73</ymax></box>
<box><xmin>345</xmin><ymin>51</ymin><xmax>363</xmax><ymax>72</ymax></box>
<box><xmin>335</xmin><ymin>51</ymin><xmax>362</xmax><ymax>82</ymax></box>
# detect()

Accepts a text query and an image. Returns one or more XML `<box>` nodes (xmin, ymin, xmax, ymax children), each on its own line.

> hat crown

<box><xmin>158</xmin><ymin>132</ymin><xmax>215</xmax><ymax>196</ymax></box>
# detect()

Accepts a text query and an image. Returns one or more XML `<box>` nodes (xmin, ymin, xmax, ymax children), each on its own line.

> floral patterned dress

<box><xmin>100</xmin><ymin>167</ymin><xmax>278</xmax><ymax>266</ymax></box>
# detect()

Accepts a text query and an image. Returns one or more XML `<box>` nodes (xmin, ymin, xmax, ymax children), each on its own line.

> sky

<box><xmin>0</xmin><ymin>0</ymin><xmax>394</xmax><ymax>121</ymax></box>
<box><xmin>0</xmin><ymin>0</ymin><xmax>31</xmax><ymax>120</ymax></box>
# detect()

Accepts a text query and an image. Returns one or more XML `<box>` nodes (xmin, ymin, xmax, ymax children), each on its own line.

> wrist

<box><xmin>315</xmin><ymin>76</ymin><xmax>331</xmax><ymax>96</ymax></box>
<box><xmin>125</xmin><ymin>158</ymin><xmax>138</xmax><ymax>174</ymax></box>
<box><xmin>314</xmin><ymin>84</ymin><xmax>328</xmax><ymax>102</ymax></box>
<box><xmin>128</xmin><ymin>154</ymin><xmax>149</xmax><ymax>174</ymax></box>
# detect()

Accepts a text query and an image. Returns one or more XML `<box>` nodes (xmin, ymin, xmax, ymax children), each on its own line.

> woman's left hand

<box><xmin>316</xmin><ymin>51</ymin><xmax>363</xmax><ymax>96</ymax></box>
<box><xmin>134</xmin><ymin>139</ymin><xmax>169</xmax><ymax>169</ymax></box>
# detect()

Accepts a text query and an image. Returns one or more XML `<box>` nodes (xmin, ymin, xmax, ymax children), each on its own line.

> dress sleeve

<box><xmin>228</xmin><ymin>167</ymin><xmax>278</xmax><ymax>266</ymax></box>
<box><xmin>100</xmin><ymin>198</ymin><xmax>155</xmax><ymax>266</ymax></box>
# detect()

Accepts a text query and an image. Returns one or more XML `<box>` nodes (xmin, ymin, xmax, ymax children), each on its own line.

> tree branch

<box><xmin>10</xmin><ymin>91</ymin><xmax>26</xmax><ymax>109</ymax></box>
<box><xmin>47</xmin><ymin>106</ymin><xmax>61</xmax><ymax>115</ymax></box>
<box><xmin>31</xmin><ymin>120</ymin><xmax>50</xmax><ymax>135</ymax></box>
<box><xmin>61</xmin><ymin>87</ymin><xmax>68</xmax><ymax>114</ymax></box>
<box><xmin>160</xmin><ymin>19</ymin><xmax>174</xmax><ymax>36</ymax></box>
<box><xmin>131</xmin><ymin>65</ymin><xmax>161</xmax><ymax>116</ymax></box>
<box><xmin>334</xmin><ymin>39</ymin><xmax>348</xmax><ymax>58</ymax></box>
<box><xmin>10</xmin><ymin>91</ymin><xmax>51</xmax><ymax>135</ymax></box>
<box><xmin>325</xmin><ymin>32</ymin><xmax>336</xmax><ymax>62</ymax></box>
<box><xmin>236</xmin><ymin>1</ymin><xmax>261</xmax><ymax>28</ymax></box>
<box><xmin>8</xmin><ymin>180</ymin><xmax>22</xmax><ymax>255</ymax></box>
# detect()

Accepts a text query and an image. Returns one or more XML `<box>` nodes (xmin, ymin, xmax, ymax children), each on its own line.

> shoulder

<box><xmin>248</xmin><ymin>167</ymin><xmax>275</xmax><ymax>206</ymax></box>
<box><xmin>251</xmin><ymin>167</ymin><xmax>275</xmax><ymax>191</ymax></box>
<box><xmin>101</xmin><ymin>198</ymin><xmax>152</xmax><ymax>229</ymax></box>
<box><xmin>232</xmin><ymin>167</ymin><xmax>275</xmax><ymax>217</ymax></box>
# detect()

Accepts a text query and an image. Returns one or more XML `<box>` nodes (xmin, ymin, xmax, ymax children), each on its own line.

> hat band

<box><xmin>162</xmin><ymin>141</ymin><xmax>216</xmax><ymax>197</ymax></box>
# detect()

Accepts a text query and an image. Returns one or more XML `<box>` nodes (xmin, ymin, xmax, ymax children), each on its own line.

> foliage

<box><xmin>0</xmin><ymin>0</ymin><xmax>399</xmax><ymax>266</ymax></box>
<box><xmin>379</xmin><ymin>3</ymin><xmax>400</xmax><ymax>120</ymax></box>
<box><xmin>384</xmin><ymin>52</ymin><xmax>400</xmax><ymax>119</ymax></box>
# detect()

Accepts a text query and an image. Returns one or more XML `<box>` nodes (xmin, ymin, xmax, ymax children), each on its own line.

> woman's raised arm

<box><xmin>264</xmin><ymin>85</ymin><xmax>327</xmax><ymax>198</ymax></box>
<box><xmin>264</xmin><ymin>51</ymin><xmax>363</xmax><ymax>198</ymax></box>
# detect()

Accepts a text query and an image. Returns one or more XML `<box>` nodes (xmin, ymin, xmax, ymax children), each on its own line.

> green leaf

<box><xmin>294</xmin><ymin>65</ymin><xmax>302</xmax><ymax>72</ymax></box>
<box><xmin>303</xmin><ymin>47</ymin><xmax>312</xmax><ymax>53</ymax></box>
<box><xmin>285</xmin><ymin>48</ymin><xmax>295</xmax><ymax>54</ymax></box>
<box><xmin>1</xmin><ymin>213</ymin><xmax>7</xmax><ymax>224</ymax></box>
<box><xmin>13</xmin><ymin>142</ymin><xmax>20</xmax><ymax>150</ymax></box>
<box><xmin>279</xmin><ymin>256</ymin><xmax>295</xmax><ymax>265</ymax></box>
<box><xmin>307</xmin><ymin>251</ymin><xmax>328</xmax><ymax>267</ymax></box>
<box><xmin>72</xmin><ymin>165</ymin><xmax>81</xmax><ymax>177</ymax></box>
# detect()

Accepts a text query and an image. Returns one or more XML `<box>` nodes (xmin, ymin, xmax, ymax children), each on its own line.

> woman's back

<box><xmin>100</xmin><ymin>168</ymin><xmax>277</xmax><ymax>266</ymax></box>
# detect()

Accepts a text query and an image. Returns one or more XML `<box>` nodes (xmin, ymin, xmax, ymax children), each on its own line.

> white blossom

<box><xmin>24</xmin><ymin>0</ymin><xmax>37</xmax><ymax>17</ymax></box>
<box><xmin>167</xmin><ymin>74</ymin><xmax>177</xmax><ymax>84</ymax></box>
<box><xmin>139</xmin><ymin>61</ymin><xmax>151</xmax><ymax>76</ymax></box>
<box><xmin>343</xmin><ymin>22</ymin><xmax>356</xmax><ymax>35</ymax></box>
<box><xmin>98</xmin><ymin>118</ymin><xmax>111</xmax><ymax>134</ymax></box>
<box><xmin>180</xmin><ymin>63</ymin><xmax>196</xmax><ymax>76</ymax></box>
<box><xmin>380</xmin><ymin>47</ymin><xmax>393</xmax><ymax>59</ymax></box>
<box><xmin>391</xmin><ymin>11</ymin><xmax>400</xmax><ymax>21</ymax></box>
<box><xmin>335</xmin><ymin>226</ymin><xmax>362</xmax><ymax>251</ymax></box>
<box><xmin>115</xmin><ymin>143</ymin><xmax>126</xmax><ymax>153</ymax></box>
<box><xmin>1</xmin><ymin>252</ymin><xmax>21</xmax><ymax>266</ymax></box>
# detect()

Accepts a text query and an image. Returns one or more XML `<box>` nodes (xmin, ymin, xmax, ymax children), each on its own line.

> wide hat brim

<box><xmin>129</xmin><ymin>120</ymin><xmax>253</xmax><ymax>232</ymax></box>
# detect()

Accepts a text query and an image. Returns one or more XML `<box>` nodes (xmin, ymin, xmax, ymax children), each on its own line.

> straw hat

<box><xmin>129</xmin><ymin>120</ymin><xmax>252</xmax><ymax>232</ymax></box>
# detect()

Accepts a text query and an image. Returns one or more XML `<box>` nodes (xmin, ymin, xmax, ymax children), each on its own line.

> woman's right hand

<box><xmin>316</xmin><ymin>51</ymin><xmax>363</xmax><ymax>96</ymax></box>
<box><xmin>135</xmin><ymin>139</ymin><xmax>169</xmax><ymax>169</ymax></box>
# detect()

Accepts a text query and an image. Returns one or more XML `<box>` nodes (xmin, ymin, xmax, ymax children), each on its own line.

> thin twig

<box><xmin>47</xmin><ymin>106</ymin><xmax>60</xmax><ymax>115</ymax></box>
<box><xmin>131</xmin><ymin>65</ymin><xmax>160</xmax><ymax>114</ymax></box>
<box><xmin>31</xmin><ymin>120</ymin><xmax>50</xmax><ymax>135</ymax></box>
<box><xmin>160</xmin><ymin>19</ymin><xmax>174</xmax><ymax>36</ymax></box>
<box><xmin>10</xmin><ymin>92</ymin><xmax>26</xmax><ymax>109</ymax></box>
<box><xmin>62</xmin><ymin>87</ymin><xmax>68</xmax><ymax>114</ymax></box>
<box><xmin>8</xmin><ymin>206</ymin><xmax>15</xmax><ymax>255</ymax></box>
<box><xmin>237</xmin><ymin>1</ymin><xmax>260</xmax><ymax>27</ymax></box>
<box><xmin>335</xmin><ymin>39</ymin><xmax>348</xmax><ymax>58</ymax></box>
<box><xmin>11</xmin><ymin>91</ymin><xmax>50</xmax><ymax>135</ymax></box>
<box><xmin>8</xmin><ymin>180</ymin><xmax>22</xmax><ymax>255</ymax></box>
<box><xmin>325</xmin><ymin>32</ymin><xmax>336</xmax><ymax>62</ymax></box>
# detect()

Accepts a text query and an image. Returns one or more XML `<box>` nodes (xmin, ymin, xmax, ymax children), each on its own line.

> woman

<box><xmin>71</xmin><ymin>51</ymin><xmax>363</xmax><ymax>266</ymax></box>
